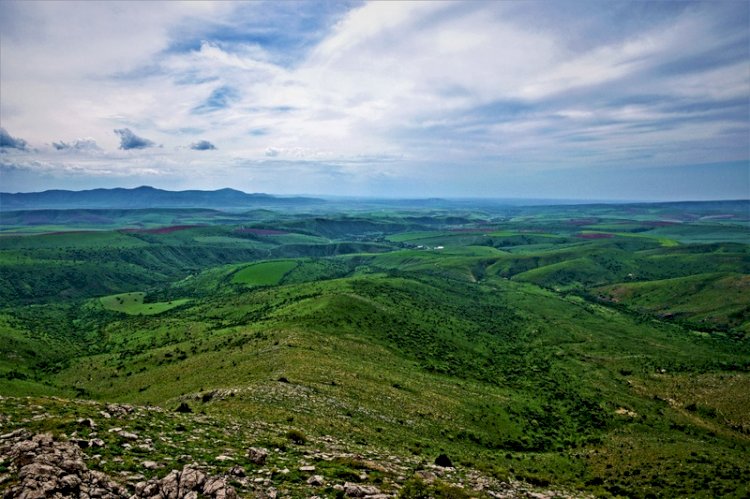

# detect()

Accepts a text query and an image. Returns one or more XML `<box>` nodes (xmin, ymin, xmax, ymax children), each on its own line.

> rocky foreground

<box><xmin>0</xmin><ymin>397</ymin><xmax>587</xmax><ymax>498</ymax></box>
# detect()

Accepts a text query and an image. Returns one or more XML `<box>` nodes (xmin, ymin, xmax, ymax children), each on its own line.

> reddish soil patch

<box><xmin>122</xmin><ymin>225</ymin><xmax>201</xmax><ymax>234</ymax></box>
<box><xmin>576</xmin><ymin>232</ymin><xmax>614</xmax><ymax>239</ymax></box>
<box><xmin>235</xmin><ymin>228</ymin><xmax>289</xmax><ymax>235</ymax></box>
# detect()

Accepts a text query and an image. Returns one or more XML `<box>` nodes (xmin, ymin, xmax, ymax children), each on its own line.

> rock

<box><xmin>203</xmin><ymin>476</ymin><xmax>237</xmax><ymax>498</ymax></box>
<box><xmin>18</xmin><ymin>463</ymin><xmax>58</xmax><ymax>480</ymax></box>
<box><xmin>4</xmin><ymin>433</ymin><xmax>128</xmax><ymax>499</ymax></box>
<box><xmin>344</xmin><ymin>482</ymin><xmax>382</xmax><ymax>497</ymax></box>
<box><xmin>415</xmin><ymin>471</ymin><xmax>437</xmax><ymax>483</ymax></box>
<box><xmin>117</xmin><ymin>430</ymin><xmax>138</xmax><ymax>441</ymax></box>
<box><xmin>77</xmin><ymin>418</ymin><xmax>97</xmax><ymax>429</ymax></box>
<box><xmin>60</xmin><ymin>473</ymin><xmax>82</xmax><ymax>489</ymax></box>
<box><xmin>247</xmin><ymin>447</ymin><xmax>268</xmax><ymax>465</ymax></box>
<box><xmin>179</xmin><ymin>466</ymin><xmax>206</xmax><ymax>496</ymax></box>
<box><xmin>142</xmin><ymin>461</ymin><xmax>159</xmax><ymax>470</ymax></box>
<box><xmin>215</xmin><ymin>454</ymin><xmax>233</xmax><ymax>462</ymax></box>
<box><xmin>160</xmin><ymin>470</ymin><xmax>180</xmax><ymax>498</ymax></box>
<box><xmin>299</xmin><ymin>465</ymin><xmax>316</xmax><ymax>472</ymax></box>
<box><xmin>105</xmin><ymin>404</ymin><xmax>134</xmax><ymax>417</ymax></box>
<box><xmin>307</xmin><ymin>475</ymin><xmax>325</xmax><ymax>486</ymax></box>
<box><xmin>0</xmin><ymin>429</ymin><xmax>28</xmax><ymax>440</ymax></box>
<box><xmin>434</xmin><ymin>453</ymin><xmax>453</xmax><ymax>468</ymax></box>
<box><xmin>228</xmin><ymin>465</ymin><xmax>245</xmax><ymax>477</ymax></box>
<box><xmin>90</xmin><ymin>438</ymin><xmax>105</xmax><ymax>447</ymax></box>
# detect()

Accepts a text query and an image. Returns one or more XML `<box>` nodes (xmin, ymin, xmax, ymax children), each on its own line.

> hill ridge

<box><xmin>0</xmin><ymin>186</ymin><xmax>324</xmax><ymax>210</ymax></box>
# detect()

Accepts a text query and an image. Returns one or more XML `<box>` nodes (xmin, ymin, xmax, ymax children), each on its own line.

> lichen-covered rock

<box><xmin>247</xmin><ymin>446</ymin><xmax>269</xmax><ymax>465</ymax></box>
<box><xmin>2</xmin><ymin>433</ymin><xmax>128</xmax><ymax>499</ymax></box>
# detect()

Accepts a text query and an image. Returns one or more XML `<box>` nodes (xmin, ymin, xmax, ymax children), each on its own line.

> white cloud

<box><xmin>0</xmin><ymin>1</ymin><xmax>747</xmax><ymax>196</ymax></box>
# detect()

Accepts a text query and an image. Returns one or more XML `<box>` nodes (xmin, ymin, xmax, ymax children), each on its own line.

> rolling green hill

<box><xmin>0</xmin><ymin>200</ymin><xmax>748</xmax><ymax>498</ymax></box>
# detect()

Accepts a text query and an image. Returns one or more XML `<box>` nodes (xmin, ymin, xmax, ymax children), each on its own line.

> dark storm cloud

<box><xmin>189</xmin><ymin>140</ymin><xmax>217</xmax><ymax>150</ymax></box>
<box><xmin>0</xmin><ymin>127</ymin><xmax>28</xmax><ymax>150</ymax></box>
<box><xmin>113</xmin><ymin>128</ymin><xmax>155</xmax><ymax>150</ymax></box>
<box><xmin>52</xmin><ymin>138</ymin><xmax>101</xmax><ymax>151</ymax></box>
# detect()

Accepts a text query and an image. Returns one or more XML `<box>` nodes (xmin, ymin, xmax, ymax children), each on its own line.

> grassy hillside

<box><xmin>595</xmin><ymin>273</ymin><xmax>750</xmax><ymax>332</ymax></box>
<box><xmin>1</xmin><ymin>200</ymin><xmax>748</xmax><ymax>498</ymax></box>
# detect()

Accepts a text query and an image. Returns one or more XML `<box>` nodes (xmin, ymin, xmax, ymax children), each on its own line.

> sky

<box><xmin>0</xmin><ymin>0</ymin><xmax>748</xmax><ymax>201</ymax></box>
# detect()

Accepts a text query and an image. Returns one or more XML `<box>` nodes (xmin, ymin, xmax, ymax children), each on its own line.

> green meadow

<box><xmin>0</xmin><ymin>199</ymin><xmax>748</xmax><ymax>498</ymax></box>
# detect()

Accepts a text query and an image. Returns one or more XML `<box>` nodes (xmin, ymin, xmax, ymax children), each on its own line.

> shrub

<box><xmin>286</xmin><ymin>429</ymin><xmax>307</xmax><ymax>444</ymax></box>
<box><xmin>175</xmin><ymin>402</ymin><xmax>192</xmax><ymax>413</ymax></box>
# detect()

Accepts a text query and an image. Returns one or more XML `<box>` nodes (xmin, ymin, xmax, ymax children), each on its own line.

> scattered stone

<box><xmin>215</xmin><ymin>454</ymin><xmax>233</xmax><ymax>462</ymax></box>
<box><xmin>77</xmin><ymin>417</ymin><xmax>97</xmax><ymax>429</ymax></box>
<box><xmin>416</xmin><ymin>470</ymin><xmax>437</xmax><ymax>483</ymax></box>
<box><xmin>247</xmin><ymin>447</ymin><xmax>269</xmax><ymax>465</ymax></box>
<box><xmin>118</xmin><ymin>430</ymin><xmax>138</xmax><ymax>441</ymax></box>
<box><xmin>299</xmin><ymin>465</ymin><xmax>316</xmax><ymax>472</ymax></box>
<box><xmin>615</xmin><ymin>408</ymin><xmax>638</xmax><ymax>418</ymax></box>
<box><xmin>307</xmin><ymin>474</ymin><xmax>325</xmax><ymax>486</ymax></box>
<box><xmin>344</xmin><ymin>482</ymin><xmax>382</xmax><ymax>497</ymax></box>
<box><xmin>229</xmin><ymin>465</ymin><xmax>246</xmax><ymax>477</ymax></box>
<box><xmin>142</xmin><ymin>461</ymin><xmax>159</xmax><ymax>470</ymax></box>
<box><xmin>105</xmin><ymin>404</ymin><xmax>134</xmax><ymax>417</ymax></box>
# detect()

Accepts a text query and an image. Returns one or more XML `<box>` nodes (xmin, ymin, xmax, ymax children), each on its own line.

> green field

<box><xmin>232</xmin><ymin>260</ymin><xmax>298</xmax><ymax>286</ymax></box>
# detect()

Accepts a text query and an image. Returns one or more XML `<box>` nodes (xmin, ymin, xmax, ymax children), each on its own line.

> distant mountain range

<box><xmin>0</xmin><ymin>186</ymin><xmax>324</xmax><ymax>210</ymax></box>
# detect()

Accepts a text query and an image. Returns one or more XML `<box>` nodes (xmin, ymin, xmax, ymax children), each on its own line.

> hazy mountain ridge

<box><xmin>0</xmin><ymin>186</ymin><xmax>324</xmax><ymax>210</ymax></box>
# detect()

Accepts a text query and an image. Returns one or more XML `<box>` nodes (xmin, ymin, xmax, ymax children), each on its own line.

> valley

<box><xmin>0</xmin><ymin>197</ymin><xmax>748</xmax><ymax>498</ymax></box>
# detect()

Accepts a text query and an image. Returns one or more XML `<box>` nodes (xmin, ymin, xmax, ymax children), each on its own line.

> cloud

<box><xmin>190</xmin><ymin>140</ymin><xmax>217</xmax><ymax>150</ymax></box>
<box><xmin>192</xmin><ymin>85</ymin><xmax>240</xmax><ymax>114</ymax></box>
<box><xmin>114</xmin><ymin>128</ymin><xmax>155</xmax><ymax>150</ymax></box>
<box><xmin>52</xmin><ymin>138</ymin><xmax>101</xmax><ymax>151</ymax></box>
<box><xmin>0</xmin><ymin>1</ymin><xmax>747</xmax><ymax>198</ymax></box>
<box><xmin>0</xmin><ymin>127</ymin><xmax>28</xmax><ymax>150</ymax></box>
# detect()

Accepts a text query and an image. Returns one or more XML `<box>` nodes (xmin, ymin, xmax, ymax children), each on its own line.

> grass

<box><xmin>232</xmin><ymin>260</ymin><xmax>299</xmax><ymax>287</ymax></box>
<box><xmin>100</xmin><ymin>292</ymin><xmax>191</xmax><ymax>315</ymax></box>
<box><xmin>1</xmin><ymin>200</ymin><xmax>748</xmax><ymax>498</ymax></box>
<box><xmin>595</xmin><ymin>273</ymin><xmax>750</xmax><ymax>331</ymax></box>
